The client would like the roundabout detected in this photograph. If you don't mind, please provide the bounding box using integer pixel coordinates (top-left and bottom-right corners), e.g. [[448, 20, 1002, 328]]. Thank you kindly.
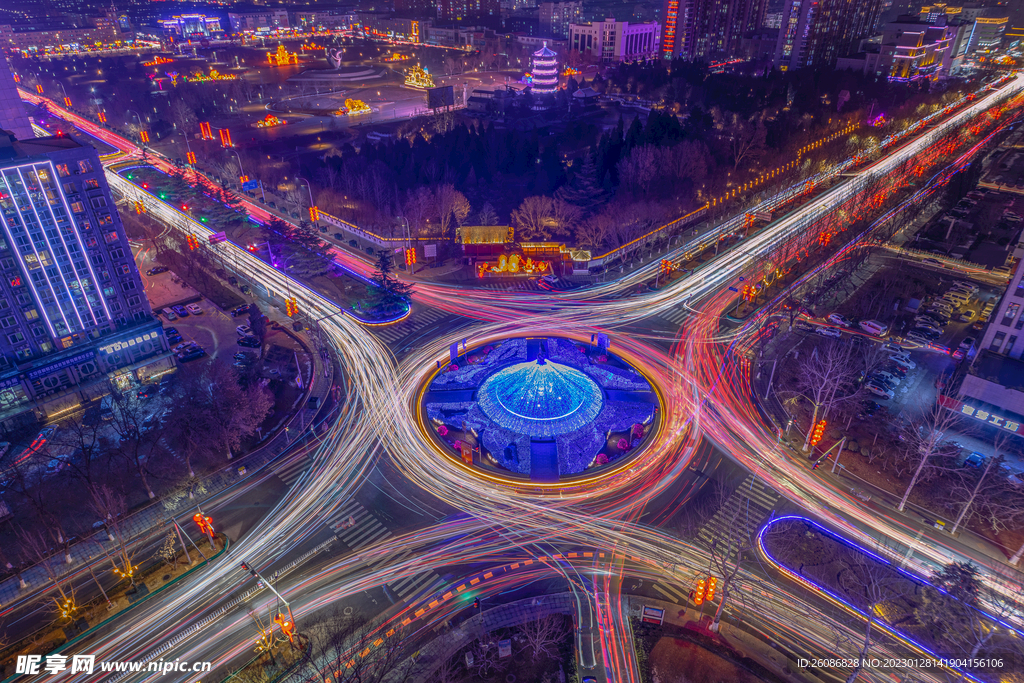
[[414, 335, 665, 488]]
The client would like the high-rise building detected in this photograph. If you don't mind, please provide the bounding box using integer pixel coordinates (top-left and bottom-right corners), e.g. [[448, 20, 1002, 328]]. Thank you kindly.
[[0, 54, 32, 142], [437, 0, 500, 24], [568, 19, 661, 62], [0, 130, 169, 421], [662, 0, 768, 59], [539, 1, 581, 39], [774, 0, 883, 70], [395, 0, 437, 18]]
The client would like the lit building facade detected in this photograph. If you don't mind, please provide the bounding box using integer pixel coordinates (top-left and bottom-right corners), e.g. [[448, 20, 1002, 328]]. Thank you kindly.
[[227, 9, 290, 34], [437, 0, 500, 23], [662, 0, 767, 59], [568, 19, 660, 62], [159, 14, 224, 38], [0, 131, 169, 422], [774, 0, 883, 70], [539, 1, 581, 39], [966, 15, 1007, 53]]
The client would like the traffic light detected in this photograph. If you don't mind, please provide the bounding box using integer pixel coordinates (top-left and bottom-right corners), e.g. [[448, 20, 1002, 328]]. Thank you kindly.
[[810, 419, 827, 447], [63, 97, 71, 108], [308, 206, 320, 222], [186, 151, 196, 165], [705, 576, 716, 602], [286, 297, 298, 317], [693, 578, 707, 605], [98, 111, 106, 123], [140, 130, 150, 144], [473, 599, 480, 609]]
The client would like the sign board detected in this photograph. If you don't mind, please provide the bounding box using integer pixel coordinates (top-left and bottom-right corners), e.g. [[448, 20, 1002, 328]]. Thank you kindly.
[[424, 243, 438, 258], [755, 211, 772, 222], [427, 85, 455, 109], [497, 639, 512, 658], [938, 394, 1022, 434], [242, 179, 260, 191], [641, 605, 665, 625], [450, 342, 459, 363], [208, 231, 228, 244], [596, 333, 610, 351]]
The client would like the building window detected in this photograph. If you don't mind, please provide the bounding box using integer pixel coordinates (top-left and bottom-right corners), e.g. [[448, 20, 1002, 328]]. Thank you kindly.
[[91, 254, 104, 266], [84, 179, 100, 189], [7, 332, 24, 345], [103, 286, 115, 298], [1015, 279, 1024, 298], [86, 237, 98, 248], [117, 264, 131, 275], [110, 248, 125, 259], [23, 309, 38, 321], [120, 280, 137, 291], [70, 202, 85, 214], [0, 258, 13, 270], [110, 301, 122, 312], [78, 159, 94, 174], [104, 231, 119, 244], [39, 342, 52, 353], [127, 295, 141, 306], [1004, 303, 1020, 326], [1008, 336, 1018, 354], [90, 197, 107, 209], [56, 164, 70, 177], [16, 348, 32, 361], [991, 331, 1006, 351], [98, 215, 113, 226], [63, 182, 76, 194], [32, 326, 45, 337]]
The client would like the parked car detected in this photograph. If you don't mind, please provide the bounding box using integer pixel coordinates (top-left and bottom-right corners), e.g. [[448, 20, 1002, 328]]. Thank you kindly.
[[173, 341, 197, 353], [959, 336, 977, 353], [43, 455, 73, 478], [828, 313, 852, 327], [177, 347, 206, 362], [171, 305, 190, 317], [865, 382, 894, 399], [922, 257, 944, 266], [912, 324, 942, 337], [231, 304, 251, 317], [872, 370, 902, 386], [163, 308, 178, 321], [166, 332, 182, 344], [795, 321, 815, 332], [972, 320, 986, 332], [185, 303, 203, 315], [236, 325, 253, 337], [914, 317, 944, 329], [869, 375, 896, 392], [146, 266, 169, 276], [959, 310, 976, 322], [881, 363, 908, 378], [815, 327, 842, 338], [238, 336, 261, 348], [889, 354, 916, 370], [906, 331, 933, 344], [882, 341, 905, 354], [963, 452, 985, 468]]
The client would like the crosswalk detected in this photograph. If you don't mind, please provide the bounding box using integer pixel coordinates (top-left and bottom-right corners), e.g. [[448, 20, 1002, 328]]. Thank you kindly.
[[371, 308, 449, 344], [275, 457, 311, 488], [696, 474, 779, 551], [654, 307, 690, 326], [326, 499, 443, 602], [652, 581, 690, 604]]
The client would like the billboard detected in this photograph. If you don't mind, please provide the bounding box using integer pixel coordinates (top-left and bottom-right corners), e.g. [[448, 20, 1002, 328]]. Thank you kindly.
[[427, 86, 455, 110]]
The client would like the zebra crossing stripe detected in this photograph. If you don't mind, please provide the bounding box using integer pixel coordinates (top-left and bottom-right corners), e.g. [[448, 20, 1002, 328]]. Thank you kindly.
[[653, 583, 688, 603]]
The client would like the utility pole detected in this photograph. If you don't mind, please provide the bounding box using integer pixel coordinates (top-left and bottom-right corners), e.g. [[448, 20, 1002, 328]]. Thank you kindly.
[[241, 560, 299, 644]]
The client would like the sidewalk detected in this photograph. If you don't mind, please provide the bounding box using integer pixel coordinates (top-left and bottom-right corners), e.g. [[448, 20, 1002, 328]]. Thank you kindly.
[[0, 331, 337, 613]]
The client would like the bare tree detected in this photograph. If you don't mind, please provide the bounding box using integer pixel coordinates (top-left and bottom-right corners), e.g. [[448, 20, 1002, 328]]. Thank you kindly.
[[108, 384, 159, 499], [948, 432, 1017, 533], [293, 607, 412, 683], [511, 196, 554, 241], [90, 485, 138, 586], [18, 527, 77, 619], [703, 480, 753, 634], [433, 184, 470, 242], [516, 615, 568, 662], [896, 400, 966, 512], [784, 340, 863, 451]]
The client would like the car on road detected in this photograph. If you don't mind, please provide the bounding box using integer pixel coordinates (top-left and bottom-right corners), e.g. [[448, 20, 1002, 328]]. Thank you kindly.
[[43, 455, 72, 478], [827, 313, 852, 327], [177, 347, 206, 362], [236, 325, 253, 337], [922, 257, 944, 266], [146, 266, 169, 276], [794, 321, 815, 332], [963, 452, 985, 468], [233, 352, 256, 362], [136, 385, 157, 400], [185, 303, 203, 315], [815, 327, 842, 338], [231, 304, 251, 317], [171, 305, 190, 318], [972, 320, 986, 332], [238, 336, 261, 348], [865, 382, 894, 399], [959, 336, 976, 353]]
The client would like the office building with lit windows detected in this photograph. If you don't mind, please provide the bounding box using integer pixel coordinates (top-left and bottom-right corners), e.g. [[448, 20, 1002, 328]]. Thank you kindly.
[[0, 129, 170, 424], [774, 0, 883, 70]]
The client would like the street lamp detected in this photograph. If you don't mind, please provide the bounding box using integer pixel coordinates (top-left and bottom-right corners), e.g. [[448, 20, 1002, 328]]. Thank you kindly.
[[296, 176, 315, 216]]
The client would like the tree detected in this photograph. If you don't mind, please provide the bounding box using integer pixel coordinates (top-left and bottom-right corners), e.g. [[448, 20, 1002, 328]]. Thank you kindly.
[[366, 248, 413, 314], [402, 186, 434, 237], [517, 615, 569, 662], [511, 196, 554, 241], [169, 98, 198, 133], [433, 184, 470, 242], [293, 607, 412, 683], [575, 214, 611, 252], [475, 201, 499, 226], [90, 485, 138, 587], [18, 527, 77, 619], [555, 153, 607, 210], [783, 339, 863, 450], [703, 480, 753, 634], [549, 198, 582, 238], [948, 433, 1014, 533], [108, 384, 159, 499], [895, 400, 966, 512], [248, 304, 268, 341]]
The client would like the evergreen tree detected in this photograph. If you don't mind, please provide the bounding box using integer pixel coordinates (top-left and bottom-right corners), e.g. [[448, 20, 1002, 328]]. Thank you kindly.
[[366, 248, 413, 314], [624, 116, 644, 154], [555, 153, 607, 210]]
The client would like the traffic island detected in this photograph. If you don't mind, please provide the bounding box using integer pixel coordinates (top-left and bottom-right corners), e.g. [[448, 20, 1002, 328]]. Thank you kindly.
[[0, 534, 226, 681]]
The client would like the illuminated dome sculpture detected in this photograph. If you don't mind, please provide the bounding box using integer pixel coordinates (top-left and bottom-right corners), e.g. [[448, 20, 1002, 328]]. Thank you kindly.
[[478, 358, 603, 437], [530, 44, 559, 94]]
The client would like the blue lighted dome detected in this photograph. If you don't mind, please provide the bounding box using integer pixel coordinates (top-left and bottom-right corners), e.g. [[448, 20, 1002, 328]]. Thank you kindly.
[[477, 359, 603, 437]]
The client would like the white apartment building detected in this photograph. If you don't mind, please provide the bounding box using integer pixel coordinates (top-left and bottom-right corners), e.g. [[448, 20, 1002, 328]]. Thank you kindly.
[[567, 18, 660, 62]]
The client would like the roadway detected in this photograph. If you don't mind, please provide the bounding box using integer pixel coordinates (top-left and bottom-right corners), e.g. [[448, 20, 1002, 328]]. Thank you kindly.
[[11, 74, 1024, 683]]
